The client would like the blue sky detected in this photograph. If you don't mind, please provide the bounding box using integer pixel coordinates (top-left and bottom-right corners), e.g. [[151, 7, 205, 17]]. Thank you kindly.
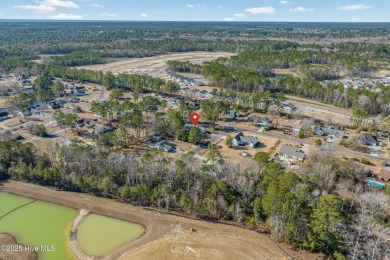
[[0, 0, 389, 22]]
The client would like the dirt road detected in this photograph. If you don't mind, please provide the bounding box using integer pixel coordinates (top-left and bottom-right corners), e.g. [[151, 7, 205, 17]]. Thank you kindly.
[[0, 181, 322, 260]]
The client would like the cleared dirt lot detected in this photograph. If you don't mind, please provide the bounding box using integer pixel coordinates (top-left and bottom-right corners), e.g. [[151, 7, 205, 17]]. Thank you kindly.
[[75, 52, 234, 75], [0, 181, 323, 260], [0, 233, 37, 260]]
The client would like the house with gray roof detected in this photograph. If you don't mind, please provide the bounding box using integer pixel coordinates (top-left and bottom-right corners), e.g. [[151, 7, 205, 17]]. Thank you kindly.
[[184, 124, 207, 134], [232, 132, 260, 147], [314, 126, 344, 139], [277, 144, 305, 162], [247, 115, 271, 126], [149, 140, 175, 152]]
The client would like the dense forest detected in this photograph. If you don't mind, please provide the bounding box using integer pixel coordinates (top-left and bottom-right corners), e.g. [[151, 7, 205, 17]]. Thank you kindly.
[[0, 139, 388, 259]]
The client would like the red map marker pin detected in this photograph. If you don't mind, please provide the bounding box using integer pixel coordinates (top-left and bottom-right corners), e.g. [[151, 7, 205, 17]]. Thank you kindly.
[[190, 112, 200, 126]]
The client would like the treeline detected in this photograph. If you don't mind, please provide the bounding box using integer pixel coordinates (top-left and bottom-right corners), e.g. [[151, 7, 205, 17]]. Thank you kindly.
[[298, 65, 340, 81], [1, 139, 389, 258], [203, 61, 273, 92], [276, 76, 390, 116], [47, 51, 106, 66], [167, 60, 202, 74]]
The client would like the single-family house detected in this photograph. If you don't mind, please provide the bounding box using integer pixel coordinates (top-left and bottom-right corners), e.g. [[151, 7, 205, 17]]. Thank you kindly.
[[385, 74, 390, 79], [72, 86, 86, 96], [313, 126, 344, 139], [150, 140, 175, 152], [0, 109, 9, 121], [186, 101, 200, 109], [193, 80, 205, 86], [184, 124, 207, 134], [247, 115, 271, 126], [364, 78, 374, 84], [92, 123, 113, 135], [167, 98, 178, 106], [361, 133, 379, 146], [232, 132, 260, 147], [377, 169, 390, 183], [277, 144, 305, 162], [152, 134, 163, 142], [345, 76, 353, 82], [225, 109, 240, 119], [46, 101, 62, 109], [76, 118, 98, 128], [281, 103, 295, 112], [377, 131, 389, 138], [180, 87, 191, 95]]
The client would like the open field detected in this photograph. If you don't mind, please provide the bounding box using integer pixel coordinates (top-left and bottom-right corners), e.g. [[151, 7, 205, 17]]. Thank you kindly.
[[74, 52, 234, 75], [0, 180, 323, 260]]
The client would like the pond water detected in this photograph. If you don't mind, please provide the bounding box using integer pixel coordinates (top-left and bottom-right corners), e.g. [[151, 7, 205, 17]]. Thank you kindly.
[[0, 192, 145, 259], [77, 213, 144, 257], [0, 192, 77, 260]]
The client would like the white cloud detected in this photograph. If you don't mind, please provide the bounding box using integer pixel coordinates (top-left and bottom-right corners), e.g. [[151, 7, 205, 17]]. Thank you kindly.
[[224, 18, 234, 21], [280, 1, 292, 4], [15, 0, 79, 14], [351, 17, 362, 21], [48, 13, 83, 19], [15, 4, 55, 13], [233, 13, 247, 17], [90, 4, 103, 8], [140, 13, 148, 18], [289, 6, 314, 12], [245, 7, 275, 14], [99, 13, 119, 17], [186, 4, 206, 8], [41, 0, 79, 9], [217, 5, 223, 9], [338, 4, 370, 11]]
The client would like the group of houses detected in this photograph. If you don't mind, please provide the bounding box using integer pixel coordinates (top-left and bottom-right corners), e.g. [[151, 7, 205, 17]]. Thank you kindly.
[[343, 76, 390, 90], [179, 87, 213, 99], [167, 70, 205, 86]]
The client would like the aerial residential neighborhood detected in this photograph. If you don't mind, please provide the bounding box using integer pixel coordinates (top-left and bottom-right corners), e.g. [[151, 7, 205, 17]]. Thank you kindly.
[[0, 2, 390, 260]]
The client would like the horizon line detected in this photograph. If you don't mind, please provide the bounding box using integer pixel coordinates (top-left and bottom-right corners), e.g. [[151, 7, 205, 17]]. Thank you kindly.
[[0, 19, 390, 23]]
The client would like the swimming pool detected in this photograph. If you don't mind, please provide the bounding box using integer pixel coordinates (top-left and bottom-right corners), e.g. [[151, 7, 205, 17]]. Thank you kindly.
[[366, 180, 386, 189]]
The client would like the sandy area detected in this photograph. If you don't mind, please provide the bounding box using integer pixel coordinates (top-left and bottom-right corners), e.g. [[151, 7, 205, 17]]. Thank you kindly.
[[0, 181, 323, 260], [74, 52, 234, 75], [0, 233, 38, 260]]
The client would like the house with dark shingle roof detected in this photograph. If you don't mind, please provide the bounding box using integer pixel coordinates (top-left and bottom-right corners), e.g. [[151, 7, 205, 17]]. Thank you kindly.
[[361, 134, 379, 146]]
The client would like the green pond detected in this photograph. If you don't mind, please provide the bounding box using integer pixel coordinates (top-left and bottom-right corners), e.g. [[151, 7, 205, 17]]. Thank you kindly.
[[0, 192, 77, 260], [77, 213, 144, 256], [0, 192, 33, 216]]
